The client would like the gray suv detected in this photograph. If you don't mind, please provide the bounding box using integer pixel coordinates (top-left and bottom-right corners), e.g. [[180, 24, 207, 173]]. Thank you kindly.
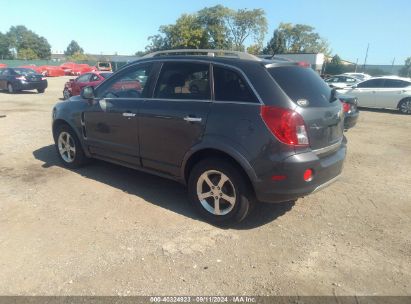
[[52, 50, 346, 223]]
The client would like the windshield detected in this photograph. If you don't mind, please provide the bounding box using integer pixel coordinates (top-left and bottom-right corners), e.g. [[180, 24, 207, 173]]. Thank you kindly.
[[268, 66, 333, 107], [14, 68, 36, 75], [100, 73, 112, 79]]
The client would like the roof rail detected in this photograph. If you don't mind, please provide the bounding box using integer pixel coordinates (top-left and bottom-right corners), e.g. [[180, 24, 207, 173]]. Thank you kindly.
[[142, 49, 262, 61]]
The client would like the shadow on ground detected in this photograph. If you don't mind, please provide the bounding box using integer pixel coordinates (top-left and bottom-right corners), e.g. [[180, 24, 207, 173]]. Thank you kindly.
[[357, 107, 401, 115], [33, 145, 295, 230]]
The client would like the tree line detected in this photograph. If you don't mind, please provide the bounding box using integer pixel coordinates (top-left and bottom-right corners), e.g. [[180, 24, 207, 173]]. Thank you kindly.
[[143, 5, 330, 56]]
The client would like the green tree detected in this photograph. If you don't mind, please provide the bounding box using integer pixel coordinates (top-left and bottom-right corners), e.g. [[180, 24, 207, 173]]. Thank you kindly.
[[67, 52, 90, 62], [0, 32, 11, 59], [17, 48, 38, 59], [263, 29, 286, 55], [7, 25, 51, 59], [197, 5, 232, 49], [226, 8, 267, 51], [64, 40, 84, 56], [145, 6, 268, 53], [331, 54, 342, 65], [399, 57, 411, 77], [265, 23, 330, 55]]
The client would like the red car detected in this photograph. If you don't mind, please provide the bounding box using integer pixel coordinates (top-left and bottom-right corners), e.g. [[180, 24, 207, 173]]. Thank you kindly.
[[63, 71, 112, 99]]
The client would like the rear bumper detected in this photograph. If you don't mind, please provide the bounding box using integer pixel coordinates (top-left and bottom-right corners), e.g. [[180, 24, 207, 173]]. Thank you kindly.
[[344, 111, 359, 130], [254, 140, 347, 203]]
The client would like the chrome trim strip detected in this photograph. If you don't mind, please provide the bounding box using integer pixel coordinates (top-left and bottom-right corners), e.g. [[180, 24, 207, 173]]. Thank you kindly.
[[312, 139, 343, 156], [312, 174, 341, 193]]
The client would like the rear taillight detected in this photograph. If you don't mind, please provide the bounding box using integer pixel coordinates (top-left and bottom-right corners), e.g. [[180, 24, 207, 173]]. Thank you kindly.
[[16, 76, 26, 81], [41, 77, 47, 81], [260, 106, 309, 146], [341, 100, 351, 113]]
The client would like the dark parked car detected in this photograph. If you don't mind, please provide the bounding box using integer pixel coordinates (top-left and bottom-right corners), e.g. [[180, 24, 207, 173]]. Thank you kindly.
[[338, 94, 359, 130], [52, 49, 347, 223], [0, 67, 48, 93], [63, 72, 112, 99]]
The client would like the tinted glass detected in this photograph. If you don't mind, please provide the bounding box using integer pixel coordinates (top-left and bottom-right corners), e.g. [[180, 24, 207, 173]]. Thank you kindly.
[[77, 74, 91, 82], [213, 66, 258, 103], [100, 73, 112, 79], [154, 62, 210, 100], [97, 64, 152, 98], [357, 79, 385, 88], [383, 79, 411, 88], [0, 69, 4, 75], [268, 66, 333, 107], [90, 74, 100, 82], [13, 68, 36, 75]]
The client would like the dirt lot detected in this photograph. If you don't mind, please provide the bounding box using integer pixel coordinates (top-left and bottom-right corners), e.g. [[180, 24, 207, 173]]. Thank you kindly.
[[0, 76, 410, 296]]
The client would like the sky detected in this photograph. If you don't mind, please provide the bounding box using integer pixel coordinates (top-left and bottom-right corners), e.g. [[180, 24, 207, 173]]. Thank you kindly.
[[0, 0, 410, 64]]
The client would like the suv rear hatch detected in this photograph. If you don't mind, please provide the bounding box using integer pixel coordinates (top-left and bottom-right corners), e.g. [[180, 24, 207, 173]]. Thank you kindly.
[[267, 65, 344, 151]]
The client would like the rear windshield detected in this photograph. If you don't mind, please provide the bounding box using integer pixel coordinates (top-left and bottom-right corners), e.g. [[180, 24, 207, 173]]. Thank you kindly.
[[98, 62, 110, 67], [268, 66, 333, 107]]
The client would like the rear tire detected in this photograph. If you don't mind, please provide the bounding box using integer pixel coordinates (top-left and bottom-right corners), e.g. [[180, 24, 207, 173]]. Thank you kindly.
[[54, 124, 88, 168], [188, 158, 254, 224], [37, 88, 45, 93], [398, 98, 411, 114]]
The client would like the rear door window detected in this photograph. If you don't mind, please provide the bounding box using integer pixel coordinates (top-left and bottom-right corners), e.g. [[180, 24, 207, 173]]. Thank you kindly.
[[213, 66, 258, 103], [77, 74, 91, 83], [357, 79, 385, 88], [383, 79, 411, 88], [268, 66, 333, 107]]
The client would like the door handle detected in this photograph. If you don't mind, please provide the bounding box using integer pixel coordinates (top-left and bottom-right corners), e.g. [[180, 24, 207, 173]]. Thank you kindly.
[[122, 112, 136, 117], [183, 116, 202, 123]]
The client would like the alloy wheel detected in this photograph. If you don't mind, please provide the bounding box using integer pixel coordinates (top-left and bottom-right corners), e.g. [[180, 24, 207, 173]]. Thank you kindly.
[[196, 170, 236, 216], [57, 131, 76, 163], [399, 100, 411, 114]]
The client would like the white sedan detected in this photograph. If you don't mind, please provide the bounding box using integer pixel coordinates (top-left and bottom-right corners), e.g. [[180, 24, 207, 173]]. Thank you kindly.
[[325, 75, 360, 89], [341, 77, 411, 114]]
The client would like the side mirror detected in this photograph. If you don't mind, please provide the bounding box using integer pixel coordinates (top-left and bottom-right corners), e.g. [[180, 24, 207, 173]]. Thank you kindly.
[[81, 86, 95, 99]]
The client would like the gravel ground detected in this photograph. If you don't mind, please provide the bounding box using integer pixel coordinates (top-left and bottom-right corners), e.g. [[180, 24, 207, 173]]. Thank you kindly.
[[0, 77, 410, 296]]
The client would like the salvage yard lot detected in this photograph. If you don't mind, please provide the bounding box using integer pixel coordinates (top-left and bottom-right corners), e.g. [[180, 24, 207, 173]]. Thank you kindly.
[[0, 76, 410, 295]]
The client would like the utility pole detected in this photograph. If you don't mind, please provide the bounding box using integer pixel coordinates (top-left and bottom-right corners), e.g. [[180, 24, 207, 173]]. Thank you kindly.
[[362, 43, 369, 72], [391, 57, 395, 74], [354, 58, 359, 72]]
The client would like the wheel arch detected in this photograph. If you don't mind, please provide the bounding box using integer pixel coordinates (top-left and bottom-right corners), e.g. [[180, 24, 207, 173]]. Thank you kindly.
[[397, 96, 411, 109], [181, 144, 258, 195]]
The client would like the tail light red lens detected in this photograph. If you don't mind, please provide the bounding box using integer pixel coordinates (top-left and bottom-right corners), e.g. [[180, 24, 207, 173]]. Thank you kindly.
[[303, 169, 313, 181], [341, 101, 351, 113], [260, 106, 309, 146]]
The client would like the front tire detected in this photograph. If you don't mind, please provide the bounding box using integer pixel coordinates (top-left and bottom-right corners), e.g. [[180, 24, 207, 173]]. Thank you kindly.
[[398, 98, 411, 114], [37, 88, 45, 93], [7, 83, 14, 94], [54, 124, 88, 168], [188, 158, 253, 224], [63, 88, 71, 99]]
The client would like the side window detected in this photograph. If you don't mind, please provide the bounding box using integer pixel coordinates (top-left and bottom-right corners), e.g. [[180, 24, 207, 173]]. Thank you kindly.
[[384, 79, 410, 88], [90, 74, 100, 82], [357, 79, 385, 88], [213, 66, 258, 103], [77, 74, 91, 82], [96, 63, 152, 99], [346, 77, 356, 83], [154, 62, 210, 100], [0, 69, 3, 75], [3, 69, 11, 76]]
